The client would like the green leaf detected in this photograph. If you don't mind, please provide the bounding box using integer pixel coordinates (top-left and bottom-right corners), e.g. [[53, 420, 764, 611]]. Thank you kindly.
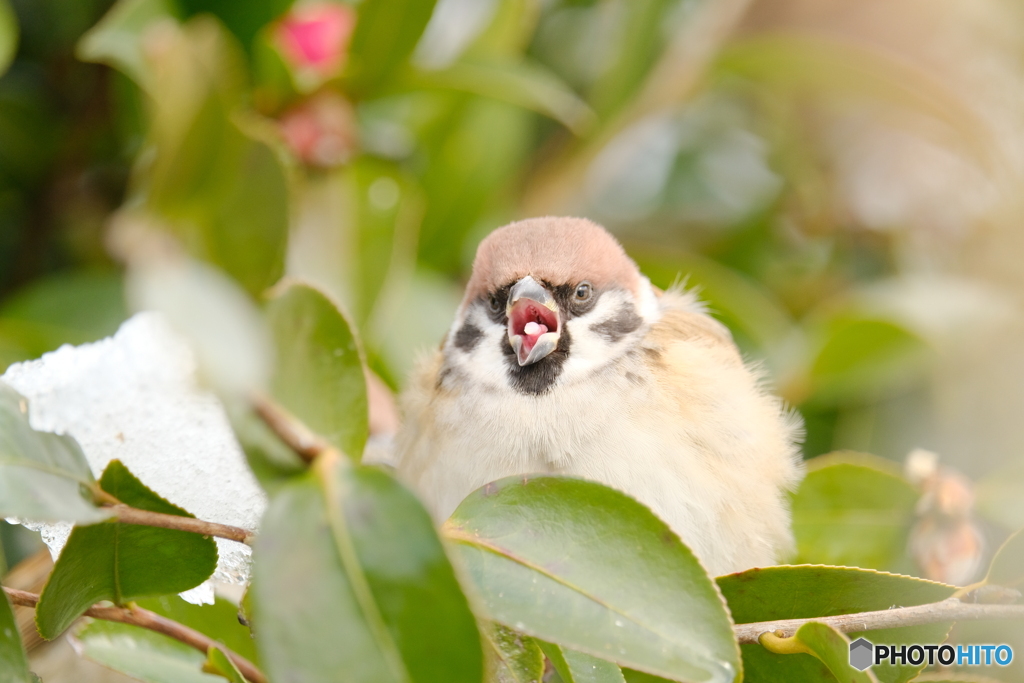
[[0, 270, 128, 358], [266, 281, 368, 460], [807, 317, 930, 405], [541, 641, 626, 683], [73, 620, 223, 683], [791, 452, 919, 572], [346, 0, 438, 95], [0, 382, 109, 523], [446, 475, 741, 683], [718, 565, 956, 683], [250, 458, 482, 683], [399, 59, 595, 134], [0, 0, 18, 78], [226, 404, 307, 492], [0, 588, 32, 683], [36, 460, 218, 639], [141, 18, 289, 296], [984, 528, 1024, 590], [76, 0, 178, 91], [761, 622, 878, 683], [135, 595, 259, 666], [206, 646, 246, 683], [488, 625, 544, 683]]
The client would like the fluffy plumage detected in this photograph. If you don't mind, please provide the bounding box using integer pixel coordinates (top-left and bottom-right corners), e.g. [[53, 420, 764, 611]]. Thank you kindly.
[[394, 216, 803, 575]]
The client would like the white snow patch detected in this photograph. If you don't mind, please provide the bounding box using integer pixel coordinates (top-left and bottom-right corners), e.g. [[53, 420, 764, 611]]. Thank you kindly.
[[2, 312, 266, 603]]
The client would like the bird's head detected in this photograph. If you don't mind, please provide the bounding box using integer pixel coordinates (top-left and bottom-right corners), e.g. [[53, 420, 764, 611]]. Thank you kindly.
[[441, 217, 661, 395]]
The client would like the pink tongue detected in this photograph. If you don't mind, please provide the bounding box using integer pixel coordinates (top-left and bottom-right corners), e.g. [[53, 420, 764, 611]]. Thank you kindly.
[[523, 321, 548, 337]]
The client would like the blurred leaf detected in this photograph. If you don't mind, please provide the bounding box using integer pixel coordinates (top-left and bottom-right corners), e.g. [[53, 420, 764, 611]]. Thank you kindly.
[[177, 0, 291, 51], [541, 641, 626, 683], [0, 270, 128, 357], [0, 381, 109, 523], [266, 281, 368, 460], [77, 0, 178, 91], [790, 452, 919, 572], [586, 0, 674, 119], [74, 620, 223, 683], [761, 622, 878, 683], [446, 475, 741, 683], [251, 457, 482, 683], [347, 0, 438, 96], [400, 58, 595, 134], [206, 646, 246, 683], [0, 588, 31, 683], [807, 317, 930, 405], [0, 0, 17, 78], [975, 465, 1024, 531], [417, 98, 534, 273], [348, 159, 422, 324], [143, 18, 289, 295], [136, 595, 259, 665], [126, 254, 272, 397], [718, 565, 956, 683], [36, 460, 218, 639], [488, 625, 544, 683], [984, 528, 1024, 590]]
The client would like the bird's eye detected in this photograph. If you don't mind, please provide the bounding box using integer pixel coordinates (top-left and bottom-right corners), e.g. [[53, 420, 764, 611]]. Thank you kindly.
[[574, 282, 592, 301], [488, 295, 502, 313]]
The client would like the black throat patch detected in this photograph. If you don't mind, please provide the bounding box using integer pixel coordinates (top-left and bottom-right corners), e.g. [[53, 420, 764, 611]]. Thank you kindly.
[[501, 325, 572, 395]]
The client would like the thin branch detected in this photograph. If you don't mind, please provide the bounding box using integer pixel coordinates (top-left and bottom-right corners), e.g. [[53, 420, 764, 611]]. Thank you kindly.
[[251, 391, 338, 463], [4, 587, 266, 683], [107, 504, 255, 546], [734, 597, 1024, 644]]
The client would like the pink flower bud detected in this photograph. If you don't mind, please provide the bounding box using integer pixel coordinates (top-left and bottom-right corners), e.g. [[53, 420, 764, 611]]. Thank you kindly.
[[275, 3, 356, 79], [279, 90, 358, 167]]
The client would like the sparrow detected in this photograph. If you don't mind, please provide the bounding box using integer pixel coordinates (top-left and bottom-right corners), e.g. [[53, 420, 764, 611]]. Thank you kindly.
[[393, 217, 803, 575]]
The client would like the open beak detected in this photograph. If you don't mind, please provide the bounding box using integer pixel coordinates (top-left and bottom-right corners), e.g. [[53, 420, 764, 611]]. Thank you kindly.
[[507, 275, 561, 366]]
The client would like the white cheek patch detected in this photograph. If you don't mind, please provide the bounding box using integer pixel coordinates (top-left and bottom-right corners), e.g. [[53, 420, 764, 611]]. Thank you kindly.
[[560, 289, 642, 381], [443, 304, 509, 389]]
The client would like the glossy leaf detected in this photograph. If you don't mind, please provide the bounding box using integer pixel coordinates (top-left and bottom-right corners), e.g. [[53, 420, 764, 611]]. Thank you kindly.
[[0, 588, 31, 683], [206, 646, 246, 683], [136, 595, 259, 665], [488, 625, 544, 683], [446, 475, 741, 683], [0, 0, 17, 79], [347, 0, 438, 95], [74, 620, 222, 683], [77, 0, 178, 91], [718, 565, 956, 683], [761, 622, 878, 683], [251, 458, 482, 683], [541, 641, 626, 683], [791, 452, 919, 572], [0, 381, 109, 523], [36, 460, 218, 639], [984, 528, 1024, 589], [400, 59, 595, 134], [266, 281, 368, 460]]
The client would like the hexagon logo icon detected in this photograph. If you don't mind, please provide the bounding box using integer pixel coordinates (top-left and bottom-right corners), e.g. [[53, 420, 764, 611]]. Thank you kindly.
[[849, 637, 874, 671]]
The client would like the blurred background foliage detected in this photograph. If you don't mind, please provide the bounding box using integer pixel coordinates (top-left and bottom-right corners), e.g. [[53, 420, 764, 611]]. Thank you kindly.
[[1, 0, 1024, 590]]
